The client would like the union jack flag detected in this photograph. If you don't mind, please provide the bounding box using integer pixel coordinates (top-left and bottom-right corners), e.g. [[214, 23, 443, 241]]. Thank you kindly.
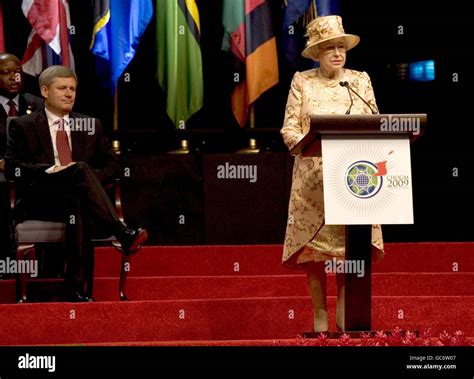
[[21, 0, 75, 76]]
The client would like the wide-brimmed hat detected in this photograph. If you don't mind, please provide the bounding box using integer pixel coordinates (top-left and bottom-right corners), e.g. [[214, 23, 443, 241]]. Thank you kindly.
[[302, 15, 360, 60]]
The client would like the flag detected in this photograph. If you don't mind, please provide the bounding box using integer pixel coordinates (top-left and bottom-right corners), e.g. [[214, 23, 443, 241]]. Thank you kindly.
[[314, 0, 340, 15], [0, 1, 5, 52], [90, 0, 153, 93], [284, 0, 313, 28], [156, 0, 203, 128], [21, 0, 75, 76], [222, 0, 279, 127], [283, 0, 339, 69], [283, 0, 313, 70]]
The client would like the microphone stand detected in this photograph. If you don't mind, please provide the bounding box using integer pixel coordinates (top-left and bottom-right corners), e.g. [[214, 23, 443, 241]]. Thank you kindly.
[[339, 81, 377, 114], [340, 81, 353, 114]]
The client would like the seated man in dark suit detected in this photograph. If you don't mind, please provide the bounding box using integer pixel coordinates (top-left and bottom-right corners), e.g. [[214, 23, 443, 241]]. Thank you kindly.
[[5, 65, 148, 301], [0, 53, 43, 265]]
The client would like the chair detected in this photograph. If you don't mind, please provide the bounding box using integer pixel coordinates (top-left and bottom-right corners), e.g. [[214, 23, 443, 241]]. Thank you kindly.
[[9, 178, 134, 302]]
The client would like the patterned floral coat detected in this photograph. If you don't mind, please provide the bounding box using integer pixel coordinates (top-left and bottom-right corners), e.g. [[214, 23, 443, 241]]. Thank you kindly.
[[281, 68, 384, 267]]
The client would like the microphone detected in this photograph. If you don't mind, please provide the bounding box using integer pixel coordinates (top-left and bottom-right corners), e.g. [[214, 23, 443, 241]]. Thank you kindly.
[[339, 81, 377, 114], [340, 81, 353, 114]]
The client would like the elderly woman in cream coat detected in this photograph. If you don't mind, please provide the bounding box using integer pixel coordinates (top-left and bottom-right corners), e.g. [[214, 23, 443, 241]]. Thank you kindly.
[[281, 15, 384, 332]]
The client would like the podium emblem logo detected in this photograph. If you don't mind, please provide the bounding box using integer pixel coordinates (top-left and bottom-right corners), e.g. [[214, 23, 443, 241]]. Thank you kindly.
[[345, 161, 384, 198]]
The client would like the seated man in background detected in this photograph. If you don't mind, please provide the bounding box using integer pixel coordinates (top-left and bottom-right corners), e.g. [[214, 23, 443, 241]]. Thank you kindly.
[[5, 65, 148, 301], [0, 53, 43, 265]]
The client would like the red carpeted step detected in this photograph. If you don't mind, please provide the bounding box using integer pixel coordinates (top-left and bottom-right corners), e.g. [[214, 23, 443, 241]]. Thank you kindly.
[[93, 243, 474, 277], [377, 242, 474, 273], [373, 296, 474, 341], [372, 272, 474, 296], [1, 272, 472, 304], [94, 245, 294, 277], [0, 296, 472, 346], [92, 272, 474, 300]]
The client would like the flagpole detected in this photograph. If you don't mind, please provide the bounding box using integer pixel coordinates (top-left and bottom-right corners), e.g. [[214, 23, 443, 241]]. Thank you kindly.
[[112, 88, 121, 155], [237, 105, 260, 154]]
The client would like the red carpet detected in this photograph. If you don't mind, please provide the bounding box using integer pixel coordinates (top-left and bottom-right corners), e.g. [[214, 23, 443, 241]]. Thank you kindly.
[[0, 243, 472, 345]]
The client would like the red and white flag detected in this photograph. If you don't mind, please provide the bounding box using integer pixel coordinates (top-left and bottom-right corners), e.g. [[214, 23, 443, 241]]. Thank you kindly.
[[21, 0, 75, 76]]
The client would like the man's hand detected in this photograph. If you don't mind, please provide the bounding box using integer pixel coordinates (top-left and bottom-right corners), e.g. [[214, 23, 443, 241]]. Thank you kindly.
[[52, 162, 76, 173], [0, 159, 4, 172]]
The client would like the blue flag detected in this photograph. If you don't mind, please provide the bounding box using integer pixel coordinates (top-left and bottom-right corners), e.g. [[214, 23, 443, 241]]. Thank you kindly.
[[283, 0, 312, 29], [315, 0, 340, 16], [90, 0, 153, 92], [283, 0, 339, 70]]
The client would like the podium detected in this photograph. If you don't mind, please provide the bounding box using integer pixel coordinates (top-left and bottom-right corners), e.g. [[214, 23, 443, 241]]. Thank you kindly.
[[292, 114, 426, 333]]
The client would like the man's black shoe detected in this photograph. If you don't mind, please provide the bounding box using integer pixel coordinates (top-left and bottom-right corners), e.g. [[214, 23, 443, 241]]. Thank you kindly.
[[117, 227, 148, 255], [68, 292, 94, 302]]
